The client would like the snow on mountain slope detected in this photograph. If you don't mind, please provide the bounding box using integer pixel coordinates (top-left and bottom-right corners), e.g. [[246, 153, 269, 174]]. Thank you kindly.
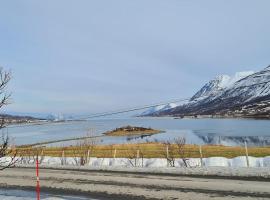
[[141, 105, 167, 116], [191, 71, 254, 101], [226, 71, 254, 88], [191, 75, 230, 101], [141, 103, 179, 116], [221, 67, 270, 101], [160, 103, 178, 111]]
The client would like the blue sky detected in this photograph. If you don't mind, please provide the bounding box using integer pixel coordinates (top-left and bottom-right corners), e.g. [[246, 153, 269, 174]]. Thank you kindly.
[[1, 0, 270, 115]]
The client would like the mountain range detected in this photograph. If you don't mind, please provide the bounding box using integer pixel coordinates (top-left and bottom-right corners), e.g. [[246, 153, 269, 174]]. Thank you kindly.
[[141, 65, 270, 119]]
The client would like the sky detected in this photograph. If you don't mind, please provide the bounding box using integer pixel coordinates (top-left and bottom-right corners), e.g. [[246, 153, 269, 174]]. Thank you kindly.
[[0, 0, 270, 115]]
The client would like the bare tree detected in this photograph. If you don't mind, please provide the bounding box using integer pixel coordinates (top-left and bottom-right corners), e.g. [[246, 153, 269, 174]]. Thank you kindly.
[[139, 146, 145, 168], [174, 137, 189, 167], [33, 147, 45, 165], [162, 137, 191, 168], [0, 134, 17, 170], [163, 141, 176, 167], [18, 146, 45, 165], [72, 133, 97, 166], [19, 147, 34, 165], [0, 67, 11, 108], [0, 68, 15, 170], [125, 144, 143, 167]]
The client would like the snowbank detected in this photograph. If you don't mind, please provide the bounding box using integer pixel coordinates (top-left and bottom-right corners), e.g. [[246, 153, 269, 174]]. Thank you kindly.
[[2, 155, 270, 168]]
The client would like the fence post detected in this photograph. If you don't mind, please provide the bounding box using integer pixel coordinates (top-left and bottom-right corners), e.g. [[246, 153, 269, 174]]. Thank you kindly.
[[166, 145, 169, 167], [244, 141, 249, 167], [113, 149, 117, 159], [87, 149, 90, 164], [36, 154, 40, 200], [136, 149, 140, 167], [199, 145, 203, 167], [136, 149, 140, 159], [61, 150, 65, 165]]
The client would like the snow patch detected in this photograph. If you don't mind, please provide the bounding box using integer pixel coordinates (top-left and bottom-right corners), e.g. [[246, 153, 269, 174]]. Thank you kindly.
[[141, 103, 179, 116]]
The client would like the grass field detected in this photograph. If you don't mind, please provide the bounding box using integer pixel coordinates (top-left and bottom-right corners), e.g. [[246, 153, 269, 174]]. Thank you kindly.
[[16, 143, 270, 159]]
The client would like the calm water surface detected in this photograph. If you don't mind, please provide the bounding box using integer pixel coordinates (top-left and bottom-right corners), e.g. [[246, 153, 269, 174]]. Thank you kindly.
[[6, 118, 270, 146]]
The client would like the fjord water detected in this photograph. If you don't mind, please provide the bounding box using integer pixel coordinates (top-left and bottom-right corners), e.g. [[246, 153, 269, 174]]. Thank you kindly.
[[6, 118, 270, 146]]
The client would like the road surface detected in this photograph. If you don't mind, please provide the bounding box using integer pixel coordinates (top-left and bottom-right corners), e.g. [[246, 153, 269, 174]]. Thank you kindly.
[[0, 167, 270, 199]]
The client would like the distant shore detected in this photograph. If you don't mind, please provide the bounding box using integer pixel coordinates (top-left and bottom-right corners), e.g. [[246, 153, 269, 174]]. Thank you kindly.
[[144, 114, 270, 120]]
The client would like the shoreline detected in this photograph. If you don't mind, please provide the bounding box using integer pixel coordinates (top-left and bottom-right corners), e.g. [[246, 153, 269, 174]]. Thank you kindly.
[[138, 115, 270, 120]]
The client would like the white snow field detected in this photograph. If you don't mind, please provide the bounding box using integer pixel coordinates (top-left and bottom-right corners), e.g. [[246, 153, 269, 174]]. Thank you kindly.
[[2, 156, 270, 180]]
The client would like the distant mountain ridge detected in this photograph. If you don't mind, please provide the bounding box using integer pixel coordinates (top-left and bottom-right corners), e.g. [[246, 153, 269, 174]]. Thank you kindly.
[[141, 66, 270, 119]]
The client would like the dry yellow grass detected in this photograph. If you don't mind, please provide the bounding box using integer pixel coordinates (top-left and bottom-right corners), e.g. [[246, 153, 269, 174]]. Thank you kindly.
[[16, 143, 270, 158]]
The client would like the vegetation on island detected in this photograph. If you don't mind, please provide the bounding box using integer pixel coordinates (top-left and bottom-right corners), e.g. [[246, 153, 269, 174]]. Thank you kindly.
[[104, 125, 162, 136]]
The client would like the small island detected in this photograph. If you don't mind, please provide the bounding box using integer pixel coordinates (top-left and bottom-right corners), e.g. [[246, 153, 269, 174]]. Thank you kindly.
[[104, 125, 162, 136]]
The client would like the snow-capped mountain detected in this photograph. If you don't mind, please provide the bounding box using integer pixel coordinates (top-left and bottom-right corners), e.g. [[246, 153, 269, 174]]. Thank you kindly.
[[140, 103, 179, 116], [191, 71, 254, 101], [190, 75, 231, 101], [141, 105, 167, 116], [144, 66, 270, 118], [221, 67, 270, 102]]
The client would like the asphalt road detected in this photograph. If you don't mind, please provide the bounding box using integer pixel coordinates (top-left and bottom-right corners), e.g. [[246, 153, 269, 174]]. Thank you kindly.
[[0, 167, 270, 200]]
